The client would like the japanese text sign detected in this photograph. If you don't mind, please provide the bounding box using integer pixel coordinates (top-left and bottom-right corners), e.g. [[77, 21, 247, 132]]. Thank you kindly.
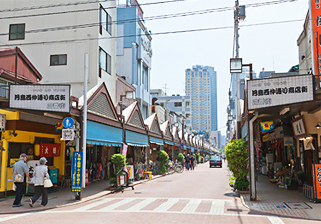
[[312, 164, 321, 199], [62, 129, 75, 141], [9, 85, 70, 113], [40, 143, 61, 157], [71, 152, 82, 192], [0, 114, 5, 132], [247, 75, 314, 110]]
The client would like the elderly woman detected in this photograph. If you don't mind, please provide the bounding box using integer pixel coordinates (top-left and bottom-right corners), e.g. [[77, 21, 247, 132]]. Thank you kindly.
[[29, 157, 49, 207]]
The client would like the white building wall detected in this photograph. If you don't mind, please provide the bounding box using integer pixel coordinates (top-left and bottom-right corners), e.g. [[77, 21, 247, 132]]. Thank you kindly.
[[0, 0, 117, 103]]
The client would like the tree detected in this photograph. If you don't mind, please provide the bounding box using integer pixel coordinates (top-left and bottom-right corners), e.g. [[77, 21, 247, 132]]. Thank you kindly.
[[225, 139, 249, 190], [158, 150, 169, 174]]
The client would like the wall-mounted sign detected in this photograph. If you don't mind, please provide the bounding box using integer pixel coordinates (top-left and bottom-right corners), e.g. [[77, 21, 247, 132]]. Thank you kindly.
[[247, 74, 314, 110], [62, 129, 75, 141], [312, 164, 321, 200], [284, 137, 294, 146], [0, 114, 5, 132], [71, 152, 82, 192], [40, 143, 61, 157], [9, 85, 70, 113], [260, 121, 274, 132], [292, 117, 306, 138]]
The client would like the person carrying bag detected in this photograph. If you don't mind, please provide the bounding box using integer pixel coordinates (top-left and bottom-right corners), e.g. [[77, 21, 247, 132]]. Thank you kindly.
[[29, 157, 50, 207]]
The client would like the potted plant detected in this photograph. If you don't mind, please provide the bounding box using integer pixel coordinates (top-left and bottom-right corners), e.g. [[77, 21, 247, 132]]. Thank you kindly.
[[178, 153, 184, 164], [110, 153, 126, 186], [158, 150, 169, 174]]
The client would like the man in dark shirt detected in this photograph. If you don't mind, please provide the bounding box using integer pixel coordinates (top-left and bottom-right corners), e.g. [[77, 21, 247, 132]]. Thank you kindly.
[[190, 154, 195, 170], [185, 154, 191, 171]]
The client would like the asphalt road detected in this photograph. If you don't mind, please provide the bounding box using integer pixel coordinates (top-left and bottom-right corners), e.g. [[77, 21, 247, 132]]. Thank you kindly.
[[0, 161, 319, 224]]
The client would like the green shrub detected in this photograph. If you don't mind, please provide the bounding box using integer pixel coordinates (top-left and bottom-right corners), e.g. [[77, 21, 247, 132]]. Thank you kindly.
[[196, 153, 200, 163], [178, 153, 184, 163], [158, 150, 169, 174], [111, 153, 126, 174], [225, 139, 249, 190], [109, 177, 117, 184]]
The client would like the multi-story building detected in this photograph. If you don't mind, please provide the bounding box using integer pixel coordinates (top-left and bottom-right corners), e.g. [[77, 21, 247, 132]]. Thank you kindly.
[[185, 65, 217, 133], [256, 70, 275, 79], [0, 0, 117, 102], [116, 0, 152, 119], [150, 89, 165, 99], [156, 94, 191, 129]]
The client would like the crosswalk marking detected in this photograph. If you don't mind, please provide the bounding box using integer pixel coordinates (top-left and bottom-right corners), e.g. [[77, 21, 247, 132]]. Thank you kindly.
[[267, 216, 285, 224], [98, 198, 135, 212], [73, 198, 114, 212], [209, 200, 225, 215], [180, 199, 202, 213], [125, 198, 157, 212], [153, 198, 180, 212]]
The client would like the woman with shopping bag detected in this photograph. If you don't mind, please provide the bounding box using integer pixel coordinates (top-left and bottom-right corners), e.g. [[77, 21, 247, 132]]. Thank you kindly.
[[29, 157, 50, 207]]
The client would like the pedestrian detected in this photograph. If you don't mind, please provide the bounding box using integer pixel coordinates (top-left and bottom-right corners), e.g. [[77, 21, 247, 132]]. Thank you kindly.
[[185, 154, 191, 171], [12, 153, 31, 207], [29, 157, 49, 207], [190, 154, 195, 170]]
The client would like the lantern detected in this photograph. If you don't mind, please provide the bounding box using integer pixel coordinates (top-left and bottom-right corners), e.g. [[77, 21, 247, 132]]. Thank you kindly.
[[34, 144, 40, 156]]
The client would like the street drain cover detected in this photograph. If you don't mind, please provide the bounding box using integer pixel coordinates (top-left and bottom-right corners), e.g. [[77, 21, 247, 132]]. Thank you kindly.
[[284, 202, 312, 209], [227, 208, 243, 212], [157, 180, 172, 182]]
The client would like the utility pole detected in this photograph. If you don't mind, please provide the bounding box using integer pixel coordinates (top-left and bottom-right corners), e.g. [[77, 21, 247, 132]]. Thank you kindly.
[[234, 0, 240, 139]]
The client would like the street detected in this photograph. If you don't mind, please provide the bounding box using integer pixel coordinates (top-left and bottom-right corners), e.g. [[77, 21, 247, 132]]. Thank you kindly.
[[0, 162, 319, 224]]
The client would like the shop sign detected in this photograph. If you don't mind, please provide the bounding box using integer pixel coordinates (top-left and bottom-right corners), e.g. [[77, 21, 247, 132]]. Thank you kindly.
[[292, 117, 306, 138], [122, 144, 128, 156], [40, 143, 61, 157], [9, 85, 70, 113], [71, 152, 82, 192], [0, 114, 5, 132], [260, 121, 274, 132], [312, 164, 321, 200], [247, 74, 314, 110], [284, 137, 294, 146], [62, 129, 75, 141], [10, 158, 19, 167], [126, 165, 134, 180]]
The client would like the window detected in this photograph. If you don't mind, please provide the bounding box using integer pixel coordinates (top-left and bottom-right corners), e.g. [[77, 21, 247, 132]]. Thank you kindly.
[[99, 48, 111, 75], [50, 54, 67, 66], [9, 24, 25, 40], [100, 6, 112, 35], [186, 101, 190, 107], [174, 102, 182, 107]]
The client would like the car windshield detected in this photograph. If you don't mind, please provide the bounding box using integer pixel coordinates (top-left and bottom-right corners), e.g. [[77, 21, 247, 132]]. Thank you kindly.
[[210, 156, 220, 160]]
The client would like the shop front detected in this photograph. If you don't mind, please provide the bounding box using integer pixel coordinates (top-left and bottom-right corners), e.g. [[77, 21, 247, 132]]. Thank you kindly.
[[161, 121, 174, 161]]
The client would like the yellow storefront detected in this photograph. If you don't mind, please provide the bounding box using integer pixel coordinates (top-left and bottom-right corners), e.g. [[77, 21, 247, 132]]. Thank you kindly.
[[0, 109, 65, 197]]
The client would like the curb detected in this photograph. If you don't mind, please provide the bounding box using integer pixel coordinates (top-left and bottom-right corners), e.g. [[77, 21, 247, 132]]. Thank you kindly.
[[239, 194, 321, 221], [0, 171, 175, 215]]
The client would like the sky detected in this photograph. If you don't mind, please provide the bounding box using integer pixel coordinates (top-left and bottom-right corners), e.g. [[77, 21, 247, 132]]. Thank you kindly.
[[138, 0, 309, 134]]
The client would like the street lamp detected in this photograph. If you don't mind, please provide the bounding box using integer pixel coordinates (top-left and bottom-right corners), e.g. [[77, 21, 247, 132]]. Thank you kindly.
[[230, 58, 243, 73]]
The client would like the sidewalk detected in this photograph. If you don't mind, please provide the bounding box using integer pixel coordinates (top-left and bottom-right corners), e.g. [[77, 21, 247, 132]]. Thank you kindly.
[[0, 173, 167, 214], [240, 174, 321, 220]]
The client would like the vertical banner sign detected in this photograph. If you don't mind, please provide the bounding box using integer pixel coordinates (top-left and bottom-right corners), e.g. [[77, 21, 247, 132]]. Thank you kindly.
[[312, 164, 321, 200], [311, 0, 321, 75], [71, 152, 83, 192]]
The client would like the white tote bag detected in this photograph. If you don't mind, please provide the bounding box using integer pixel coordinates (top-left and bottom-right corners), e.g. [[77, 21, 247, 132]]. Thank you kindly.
[[44, 178, 53, 188]]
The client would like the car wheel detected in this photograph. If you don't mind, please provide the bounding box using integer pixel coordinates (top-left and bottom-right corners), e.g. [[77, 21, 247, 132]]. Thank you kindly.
[[220, 165, 222, 168]]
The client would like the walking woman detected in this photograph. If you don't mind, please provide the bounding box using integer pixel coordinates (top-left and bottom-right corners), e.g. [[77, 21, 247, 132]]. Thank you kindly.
[[29, 157, 49, 207]]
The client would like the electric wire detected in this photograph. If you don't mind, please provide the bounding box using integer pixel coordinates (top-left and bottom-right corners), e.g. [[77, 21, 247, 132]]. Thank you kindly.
[[0, 0, 305, 37], [0, 18, 304, 47]]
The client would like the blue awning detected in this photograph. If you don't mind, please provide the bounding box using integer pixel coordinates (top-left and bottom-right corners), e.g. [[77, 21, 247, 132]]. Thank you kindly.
[[165, 140, 174, 145], [174, 142, 181, 147], [126, 130, 148, 147], [150, 136, 164, 146], [191, 147, 195, 153], [184, 145, 187, 150], [87, 120, 123, 147]]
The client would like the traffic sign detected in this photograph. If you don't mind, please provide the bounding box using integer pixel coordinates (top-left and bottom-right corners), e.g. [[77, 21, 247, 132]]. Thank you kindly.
[[62, 129, 75, 141], [63, 117, 74, 129]]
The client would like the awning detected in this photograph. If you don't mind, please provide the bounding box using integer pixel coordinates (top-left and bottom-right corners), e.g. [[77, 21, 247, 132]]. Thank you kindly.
[[165, 140, 174, 145], [87, 120, 123, 147], [184, 145, 187, 150], [126, 130, 148, 147], [150, 136, 164, 146], [191, 147, 195, 153], [174, 142, 181, 147]]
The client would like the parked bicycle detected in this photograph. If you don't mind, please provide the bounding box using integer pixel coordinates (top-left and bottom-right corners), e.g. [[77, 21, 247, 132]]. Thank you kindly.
[[173, 162, 184, 173]]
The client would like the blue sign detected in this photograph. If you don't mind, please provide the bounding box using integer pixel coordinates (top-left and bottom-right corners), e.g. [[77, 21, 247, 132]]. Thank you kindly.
[[181, 144, 184, 147], [71, 152, 82, 192], [63, 117, 74, 129]]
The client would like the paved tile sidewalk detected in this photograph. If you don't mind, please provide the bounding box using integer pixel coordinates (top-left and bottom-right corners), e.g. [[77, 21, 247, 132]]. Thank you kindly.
[[240, 174, 321, 220], [0, 173, 168, 214]]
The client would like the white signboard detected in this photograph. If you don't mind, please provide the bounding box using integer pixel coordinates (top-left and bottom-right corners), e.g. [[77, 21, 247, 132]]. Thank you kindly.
[[62, 129, 75, 141], [292, 118, 306, 137], [247, 75, 314, 110], [0, 114, 5, 132], [9, 85, 70, 113]]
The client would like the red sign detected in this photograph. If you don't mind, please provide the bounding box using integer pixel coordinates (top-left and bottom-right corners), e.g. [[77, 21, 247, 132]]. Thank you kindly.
[[312, 164, 321, 200], [40, 143, 61, 157], [311, 1, 321, 75]]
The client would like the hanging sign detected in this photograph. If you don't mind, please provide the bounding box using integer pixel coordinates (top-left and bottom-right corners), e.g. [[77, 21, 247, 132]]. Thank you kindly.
[[9, 85, 70, 113], [312, 164, 321, 200], [71, 152, 83, 192], [263, 134, 270, 142], [260, 121, 274, 132], [247, 74, 314, 110], [0, 114, 5, 132], [292, 117, 306, 138]]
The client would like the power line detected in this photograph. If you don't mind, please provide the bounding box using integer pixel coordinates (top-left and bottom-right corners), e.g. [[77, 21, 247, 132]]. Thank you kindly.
[[0, 18, 304, 48], [0, 0, 301, 21], [0, 0, 304, 37]]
